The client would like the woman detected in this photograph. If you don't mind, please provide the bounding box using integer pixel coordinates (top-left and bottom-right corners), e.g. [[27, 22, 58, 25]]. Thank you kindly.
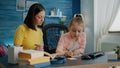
[[14, 3, 45, 50]]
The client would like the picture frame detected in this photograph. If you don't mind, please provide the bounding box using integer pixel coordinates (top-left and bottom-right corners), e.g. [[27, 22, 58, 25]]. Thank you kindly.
[[16, 0, 25, 11], [26, 1, 38, 10]]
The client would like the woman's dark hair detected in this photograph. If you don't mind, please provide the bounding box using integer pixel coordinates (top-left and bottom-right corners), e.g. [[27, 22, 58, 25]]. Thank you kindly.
[[24, 3, 45, 30]]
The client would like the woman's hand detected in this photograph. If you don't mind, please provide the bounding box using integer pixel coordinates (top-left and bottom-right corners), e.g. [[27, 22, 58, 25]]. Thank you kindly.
[[34, 44, 43, 51]]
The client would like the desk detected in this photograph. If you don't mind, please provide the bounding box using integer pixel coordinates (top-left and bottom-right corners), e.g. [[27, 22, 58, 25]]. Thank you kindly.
[[55, 62, 120, 68], [49, 55, 107, 68], [3, 55, 120, 68]]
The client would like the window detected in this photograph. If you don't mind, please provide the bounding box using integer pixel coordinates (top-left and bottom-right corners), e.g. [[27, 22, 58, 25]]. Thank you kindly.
[[109, 8, 120, 32]]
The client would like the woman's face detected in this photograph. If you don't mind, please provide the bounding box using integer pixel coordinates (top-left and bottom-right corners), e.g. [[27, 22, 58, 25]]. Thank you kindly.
[[69, 22, 83, 39], [34, 10, 45, 26]]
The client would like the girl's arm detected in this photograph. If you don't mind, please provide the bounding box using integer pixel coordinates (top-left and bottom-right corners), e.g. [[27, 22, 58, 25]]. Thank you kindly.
[[73, 33, 86, 56], [56, 35, 66, 55]]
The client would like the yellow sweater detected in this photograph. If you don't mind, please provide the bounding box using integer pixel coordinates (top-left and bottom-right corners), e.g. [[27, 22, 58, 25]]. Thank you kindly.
[[14, 24, 43, 50]]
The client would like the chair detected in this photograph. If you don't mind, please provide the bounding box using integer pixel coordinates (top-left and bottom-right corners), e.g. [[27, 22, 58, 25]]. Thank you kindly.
[[42, 23, 68, 54]]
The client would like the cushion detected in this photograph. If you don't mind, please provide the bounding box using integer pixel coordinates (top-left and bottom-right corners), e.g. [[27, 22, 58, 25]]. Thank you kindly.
[[0, 44, 8, 57]]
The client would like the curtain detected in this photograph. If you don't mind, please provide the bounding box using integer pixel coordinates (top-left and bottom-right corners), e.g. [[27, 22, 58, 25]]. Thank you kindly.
[[94, 0, 120, 51]]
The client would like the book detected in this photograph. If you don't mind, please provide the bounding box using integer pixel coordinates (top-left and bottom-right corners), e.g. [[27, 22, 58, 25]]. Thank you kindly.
[[19, 61, 50, 68], [18, 56, 50, 65], [44, 51, 63, 60], [18, 50, 44, 59]]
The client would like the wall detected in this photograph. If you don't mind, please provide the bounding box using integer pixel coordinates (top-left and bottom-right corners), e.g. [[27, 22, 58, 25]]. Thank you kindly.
[[72, 0, 80, 15], [81, 0, 94, 53], [0, 0, 80, 45], [0, 0, 21, 45]]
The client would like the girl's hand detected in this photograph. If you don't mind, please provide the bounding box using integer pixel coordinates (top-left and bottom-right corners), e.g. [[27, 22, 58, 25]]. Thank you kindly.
[[34, 44, 43, 51], [64, 51, 73, 56], [73, 50, 79, 55], [73, 50, 83, 56]]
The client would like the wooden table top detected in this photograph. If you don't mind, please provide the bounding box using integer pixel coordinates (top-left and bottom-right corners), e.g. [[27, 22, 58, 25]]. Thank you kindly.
[[56, 62, 120, 68]]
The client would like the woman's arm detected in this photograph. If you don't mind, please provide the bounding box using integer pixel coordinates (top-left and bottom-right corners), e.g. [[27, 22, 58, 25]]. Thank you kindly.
[[14, 25, 25, 46], [34, 44, 43, 51]]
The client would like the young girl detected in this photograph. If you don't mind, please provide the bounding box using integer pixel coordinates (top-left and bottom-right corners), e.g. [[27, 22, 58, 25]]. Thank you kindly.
[[56, 14, 86, 57]]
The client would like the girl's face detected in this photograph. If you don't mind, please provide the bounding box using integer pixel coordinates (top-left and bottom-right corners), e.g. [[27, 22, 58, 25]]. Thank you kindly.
[[69, 22, 83, 39], [34, 10, 45, 26]]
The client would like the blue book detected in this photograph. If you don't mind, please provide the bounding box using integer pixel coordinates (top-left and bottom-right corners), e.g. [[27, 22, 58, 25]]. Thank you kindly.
[[32, 62, 50, 68], [19, 62, 51, 68]]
